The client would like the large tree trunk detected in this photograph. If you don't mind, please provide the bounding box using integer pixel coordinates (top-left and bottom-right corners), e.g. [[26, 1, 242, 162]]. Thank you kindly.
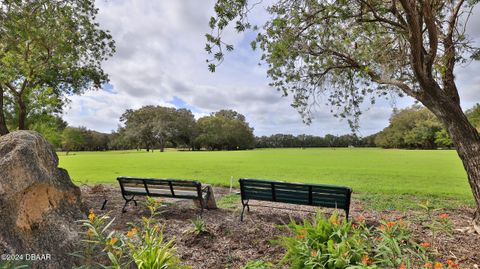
[[426, 97, 480, 229], [0, 87, 9, 135]]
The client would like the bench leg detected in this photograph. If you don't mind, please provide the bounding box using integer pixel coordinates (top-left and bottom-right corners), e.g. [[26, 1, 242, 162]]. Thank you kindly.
[[122, 195, 136, 213], [101, 199, 108, 210], [200, 196, 205, 216], [240, 199, 249, 221]]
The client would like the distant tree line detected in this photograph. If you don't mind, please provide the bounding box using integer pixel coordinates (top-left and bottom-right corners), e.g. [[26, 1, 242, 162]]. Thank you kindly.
[[255, 134, 376, 148], [33, 104, 480, 152]]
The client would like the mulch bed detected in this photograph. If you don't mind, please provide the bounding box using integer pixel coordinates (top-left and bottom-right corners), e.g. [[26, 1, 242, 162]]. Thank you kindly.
[[80, 185, 480, 269]]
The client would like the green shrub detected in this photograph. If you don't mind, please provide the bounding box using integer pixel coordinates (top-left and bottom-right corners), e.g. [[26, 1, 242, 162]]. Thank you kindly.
[[275, 212, 456, 269], [278, 213, 368, 269]]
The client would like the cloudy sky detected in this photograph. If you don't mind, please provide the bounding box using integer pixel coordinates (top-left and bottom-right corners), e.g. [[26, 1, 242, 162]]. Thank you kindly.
[[63, 1, 480, 137]]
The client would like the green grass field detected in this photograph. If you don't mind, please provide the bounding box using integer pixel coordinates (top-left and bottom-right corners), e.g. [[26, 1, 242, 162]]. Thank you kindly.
[[58, 148, 474, 209]]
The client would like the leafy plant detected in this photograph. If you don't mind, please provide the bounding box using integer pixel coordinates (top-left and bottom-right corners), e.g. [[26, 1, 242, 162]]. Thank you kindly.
[[73, 197, 188, 269], [188, 217, 207, 235], [372, 220, 419, 268], [418, 201, 454, 250], [127, 198, 186, 269], [275, 212, 454, 269], [278, 212, 368, 268]]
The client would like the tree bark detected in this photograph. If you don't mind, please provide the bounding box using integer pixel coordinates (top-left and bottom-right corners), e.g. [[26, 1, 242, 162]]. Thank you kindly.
[[0, 87, 9, 135], [18, 96, 27, 130], [424, 94, 480, 228]]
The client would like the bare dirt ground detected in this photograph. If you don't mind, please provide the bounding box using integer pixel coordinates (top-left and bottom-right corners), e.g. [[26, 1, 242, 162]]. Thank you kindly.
[[80, 185, 480, 269]]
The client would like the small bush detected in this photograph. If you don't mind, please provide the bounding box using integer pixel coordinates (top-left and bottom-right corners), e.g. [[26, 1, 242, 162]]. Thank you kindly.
[[278, 213, 367, 268], [190, 217, 206, 235], [275, 212, 457, 269]]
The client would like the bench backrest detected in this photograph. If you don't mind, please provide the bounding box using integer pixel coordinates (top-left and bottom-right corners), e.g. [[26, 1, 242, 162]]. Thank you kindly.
[[239, 178, 352, 212], [117, 176, 202, 199]]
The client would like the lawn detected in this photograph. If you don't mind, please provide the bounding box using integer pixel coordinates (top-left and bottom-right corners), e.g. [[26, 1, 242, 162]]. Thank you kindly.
[[58, 148, 474, 209]]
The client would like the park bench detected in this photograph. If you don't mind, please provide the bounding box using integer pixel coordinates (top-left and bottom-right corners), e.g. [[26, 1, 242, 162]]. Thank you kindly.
[[107, 176, 213, 213], [239, 178, 352, 221]]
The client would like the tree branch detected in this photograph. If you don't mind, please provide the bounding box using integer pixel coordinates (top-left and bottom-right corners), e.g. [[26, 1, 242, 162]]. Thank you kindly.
[[399, 0, 431, 89], [319, 49, 419, 99], [422, 0, 438, 72], [442, 0, 465, 104], [358, 0, 407, 30]]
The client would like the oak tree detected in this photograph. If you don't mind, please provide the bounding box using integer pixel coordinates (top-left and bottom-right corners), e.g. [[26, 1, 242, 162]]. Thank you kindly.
[[0, 0, 115, 134], [207, 0, 480, 229]]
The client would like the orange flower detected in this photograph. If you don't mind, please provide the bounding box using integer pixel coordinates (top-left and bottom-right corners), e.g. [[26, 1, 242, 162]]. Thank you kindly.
[[356, 215, 366, 222], [424, 262, 433, 268], [434, 262, 443, 268], [310, 250, 318, 257], [420, 242, 431, 248], [107, 237, 118, 246], [361, 255, 371, 265], [398, 262, 406, 269], [86, 229, 94, 237], [296, 229, 307, 239], [330, 218, 339, 225], [127, 228, 137, 238], [88, 209, 96, 221], [379, 224, 386, 230], [438, 213, 449, 220], [387, 221, 396, 228], [446, 260, 457, 268]]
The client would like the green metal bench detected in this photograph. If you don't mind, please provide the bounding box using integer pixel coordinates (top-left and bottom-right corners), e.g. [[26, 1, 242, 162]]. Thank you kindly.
[[239, 178, 352, 221], [110, 176, 211, 213]]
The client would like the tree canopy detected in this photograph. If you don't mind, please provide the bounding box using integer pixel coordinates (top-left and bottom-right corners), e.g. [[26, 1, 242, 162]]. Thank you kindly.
[[195, 109, 255, 150], [119, 106, 196, 152], [375, 105, 451, 149], [0, 0, 115, 133], [466, 103, 480, 130], [118, 107, 255, 151], [208, 0, 479, 126]]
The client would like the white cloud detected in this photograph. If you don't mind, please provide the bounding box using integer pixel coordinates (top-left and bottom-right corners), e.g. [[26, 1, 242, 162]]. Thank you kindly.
[[63, 0, 480, 137]]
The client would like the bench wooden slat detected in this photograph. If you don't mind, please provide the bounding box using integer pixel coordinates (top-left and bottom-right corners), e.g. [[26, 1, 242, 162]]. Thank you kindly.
[[276, 197, 311, 204], [244, 191, 273, 200]]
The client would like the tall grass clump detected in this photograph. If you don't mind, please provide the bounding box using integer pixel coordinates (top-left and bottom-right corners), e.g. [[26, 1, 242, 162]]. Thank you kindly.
[[72, 197, 188, 269]]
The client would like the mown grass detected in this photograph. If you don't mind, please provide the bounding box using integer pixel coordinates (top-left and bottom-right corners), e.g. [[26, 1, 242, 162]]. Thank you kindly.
[[58, 148, 474, 209]]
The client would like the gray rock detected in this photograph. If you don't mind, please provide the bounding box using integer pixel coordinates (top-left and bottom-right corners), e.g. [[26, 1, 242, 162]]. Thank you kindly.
[[0, 131, 84, 268]]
